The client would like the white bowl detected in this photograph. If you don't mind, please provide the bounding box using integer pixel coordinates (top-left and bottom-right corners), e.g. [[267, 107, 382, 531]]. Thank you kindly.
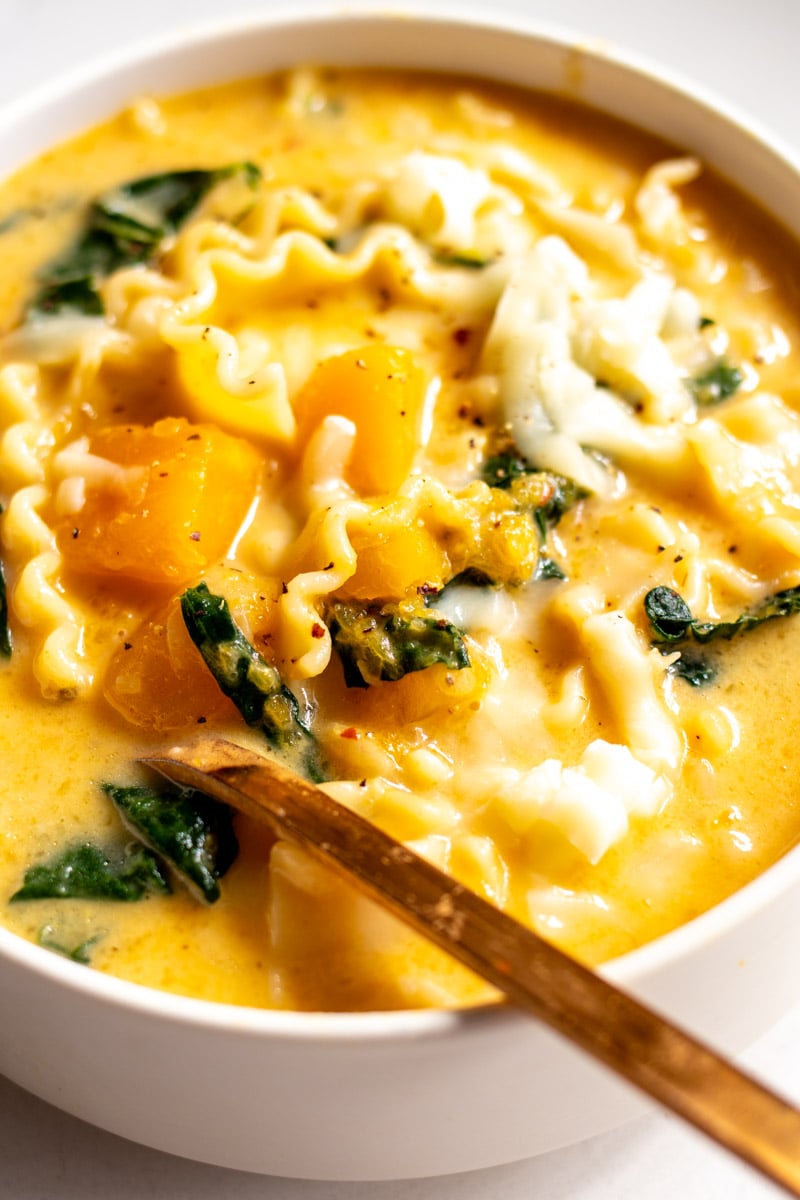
[[3, 5, 800, 1182]]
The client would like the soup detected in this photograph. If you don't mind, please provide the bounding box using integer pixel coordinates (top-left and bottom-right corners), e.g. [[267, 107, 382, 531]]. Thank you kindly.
[[1, 68, 800, 1011]]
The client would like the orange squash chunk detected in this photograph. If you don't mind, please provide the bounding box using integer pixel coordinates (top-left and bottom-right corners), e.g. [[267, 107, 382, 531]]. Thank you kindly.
[[342, 520, 448, 600], [59, 418, 261, 585], [105, 574, 284, 732], [104, 597, 235, 732], [316, 645, 491, 736], [294, 345, 427, 496]]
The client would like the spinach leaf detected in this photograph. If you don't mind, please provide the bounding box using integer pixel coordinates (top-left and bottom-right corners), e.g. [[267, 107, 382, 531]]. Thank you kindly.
[[180, 583, 325, 781], [28, 278, 106, 321], [534, 556, 567, 582], [481, 451, 535, 489], [38, 924, 102, 964], [10, 841, 170, 902], [95, 162, 260, 246], [28, 162, 261, 320], [660, 647, 717, 688], [479, 450, 584, 582], [687, 361, 743, 406], [522, 475, 587, 542], [643, 586, 694, 641], [422, 568, 495, 608], [644, 583, 800, 645], [328, 601, 470, 688], [482, 452, 586, 533], [103, 783, 238, 904]]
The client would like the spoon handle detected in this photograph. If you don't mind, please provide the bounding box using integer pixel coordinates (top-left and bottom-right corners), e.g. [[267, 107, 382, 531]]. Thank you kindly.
[[144, 738, 800, 1197]]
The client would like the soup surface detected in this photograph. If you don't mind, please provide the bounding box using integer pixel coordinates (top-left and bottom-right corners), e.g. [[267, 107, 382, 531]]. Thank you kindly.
[[1, 69, 800, 1011]]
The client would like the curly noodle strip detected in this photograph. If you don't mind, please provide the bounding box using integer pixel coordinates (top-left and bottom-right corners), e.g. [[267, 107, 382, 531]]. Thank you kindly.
[[2, 484, 92, 698]]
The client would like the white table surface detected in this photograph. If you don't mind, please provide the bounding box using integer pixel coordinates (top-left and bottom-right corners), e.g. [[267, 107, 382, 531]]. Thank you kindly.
[[1, 0, 799, 1196]]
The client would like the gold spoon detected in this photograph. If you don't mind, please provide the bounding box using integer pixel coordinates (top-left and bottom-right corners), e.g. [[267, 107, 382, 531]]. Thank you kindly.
[[143, 737, 800, 1196]]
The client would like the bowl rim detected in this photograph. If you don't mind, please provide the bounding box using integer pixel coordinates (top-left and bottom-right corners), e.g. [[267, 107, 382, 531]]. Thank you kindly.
[[2, 0, 800, 1041]]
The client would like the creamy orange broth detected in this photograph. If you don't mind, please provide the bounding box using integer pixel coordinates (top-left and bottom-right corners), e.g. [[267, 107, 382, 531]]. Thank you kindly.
[[1, 69, 800, 1011]]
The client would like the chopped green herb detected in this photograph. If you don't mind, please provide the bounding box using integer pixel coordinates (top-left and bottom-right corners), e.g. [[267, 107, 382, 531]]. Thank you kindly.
[[38, 925, 102, 964], [180, 583, 325, 781], [28, 162, 261, 321], [687, 361, 744, 406], [698, 315, 716, 330], [644, 583, 800, 645], [103, 783, 238, 904], [10, 841, 170, 902], [328, 601, 470, 688]]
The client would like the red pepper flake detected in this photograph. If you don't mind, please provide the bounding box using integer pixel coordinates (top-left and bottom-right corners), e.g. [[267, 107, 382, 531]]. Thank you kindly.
[[189, 531, 201, 542], [323, 561, 335, 571], [281, 581, 288, 594], [340, 726, 359, 740], [186, 433, 202, 441], [453, 327, 471, 346], [197, 716, 207, 724], [123, 642, 132, 651], [71, 528, 80, 539], [311, 622, 325, 639]]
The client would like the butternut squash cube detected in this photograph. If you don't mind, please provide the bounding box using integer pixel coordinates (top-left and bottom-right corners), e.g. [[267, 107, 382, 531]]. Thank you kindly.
[[60, 418, 261, 585], [294, 344, 427, 496]]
